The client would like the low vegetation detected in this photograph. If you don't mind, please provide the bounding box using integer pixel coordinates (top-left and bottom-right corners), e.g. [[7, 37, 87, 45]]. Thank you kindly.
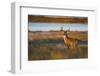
[[28, 31, 88, 60]]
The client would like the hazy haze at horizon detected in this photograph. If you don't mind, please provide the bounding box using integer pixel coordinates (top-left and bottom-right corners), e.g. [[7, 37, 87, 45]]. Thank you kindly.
[[28, 22, 88, 31]]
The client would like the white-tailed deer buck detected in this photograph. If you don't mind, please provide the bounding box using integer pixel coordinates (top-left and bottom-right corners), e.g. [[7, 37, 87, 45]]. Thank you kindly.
[[63, 30, 78, 49]]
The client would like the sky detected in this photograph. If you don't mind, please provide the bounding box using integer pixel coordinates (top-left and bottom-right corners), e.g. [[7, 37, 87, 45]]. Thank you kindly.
[[28, 22, 88, 31]]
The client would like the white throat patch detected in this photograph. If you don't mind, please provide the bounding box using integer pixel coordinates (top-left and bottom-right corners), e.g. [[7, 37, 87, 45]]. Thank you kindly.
[[64, 35, 66, 40]]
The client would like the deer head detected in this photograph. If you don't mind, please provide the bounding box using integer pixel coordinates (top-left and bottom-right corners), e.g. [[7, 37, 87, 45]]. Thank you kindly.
[[64, 26, 70, 37]]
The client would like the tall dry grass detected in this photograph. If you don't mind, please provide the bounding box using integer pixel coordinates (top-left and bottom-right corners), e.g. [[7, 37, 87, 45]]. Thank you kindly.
[[28, 31, 88, 60]]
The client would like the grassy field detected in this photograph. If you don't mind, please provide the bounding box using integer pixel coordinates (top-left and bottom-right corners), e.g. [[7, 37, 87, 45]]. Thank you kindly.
[[29, 31, 87, 41], [28, 31, 88, 60]]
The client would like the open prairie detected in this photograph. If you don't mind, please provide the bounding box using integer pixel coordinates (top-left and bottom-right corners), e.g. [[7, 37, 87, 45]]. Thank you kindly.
[[28, 15, 88, 60], [28, 31, 88, 60]]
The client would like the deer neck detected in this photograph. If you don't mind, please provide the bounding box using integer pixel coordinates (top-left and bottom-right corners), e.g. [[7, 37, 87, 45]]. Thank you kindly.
[[64, 35, 68, 40]]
